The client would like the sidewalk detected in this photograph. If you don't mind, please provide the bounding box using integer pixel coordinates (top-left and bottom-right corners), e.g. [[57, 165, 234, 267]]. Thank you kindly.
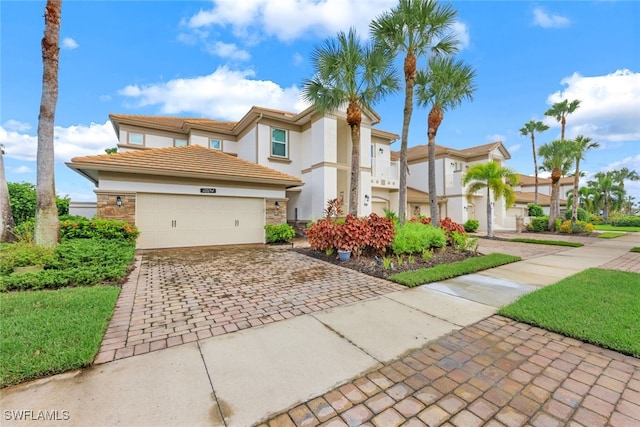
[[1, 233, 638, 427]]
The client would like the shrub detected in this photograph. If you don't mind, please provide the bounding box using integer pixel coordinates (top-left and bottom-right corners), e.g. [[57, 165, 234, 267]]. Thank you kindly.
[[528, 216, 549, 232], [609, 215, 640, 227], [559, 220, 595, 234], [590, 214, 604, 223], [463, 219, 480, 233], [0, 239, 136, 292], [0, 243, 56, 274], [60, 218, 139, 242], [8, 182, 69, 226], [264, 223, 296, 243], [367, 213, 395, 253], [306, 219, 337, 251], [306, 214, 394, 254], [451, 232, 479, 252], [439, 217, 465, 244], [527, 203, 545, 217], [565, 208, 588, 222], [10, 219, 35, 243], [391, 222, 446, 255], [334, 214, 371, 253], [409, 216, 432, 225]]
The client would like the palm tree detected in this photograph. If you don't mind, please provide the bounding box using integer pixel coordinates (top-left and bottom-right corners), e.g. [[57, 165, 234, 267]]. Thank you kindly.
[[569, 135, 599, 223], [544, 99, 580, 141], [35, 0, 62, 247], [519, 120, 549, 205], [415, 56, 476, 226], [462, 161, 518, 238], [538, 140, 575, 230], [566, 186, 595, 214], [301, 28, 399, 215], [370, 0, 459, 223], [589, 172, 624, 220], [0, 145, 15, 242], [610, 167, 640, 195]]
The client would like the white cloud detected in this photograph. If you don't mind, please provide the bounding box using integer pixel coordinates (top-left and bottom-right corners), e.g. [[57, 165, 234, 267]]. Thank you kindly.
[[205, 41, 251, 61], [3, 120, 32, 132], [508, 144, 521, 154], [451, 21, 470, 50], [532, 8, 571, 29], [10, 166, 33, 174], [0, 121, 118, 163], [293, 52, 304, 66], [544, 69, 640, 143], [61, 37, 79, 50], [118, 66, 305, 120], [486, 133, 506, 143]]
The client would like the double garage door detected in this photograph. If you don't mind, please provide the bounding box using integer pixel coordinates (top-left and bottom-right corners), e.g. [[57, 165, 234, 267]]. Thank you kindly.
[[136, 193, 265, 249]]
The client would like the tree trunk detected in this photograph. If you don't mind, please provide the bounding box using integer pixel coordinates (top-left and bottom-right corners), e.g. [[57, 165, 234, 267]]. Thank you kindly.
[[427, 105, 443, 226], [0, 149, 15, 242], [548, 170, 560, 231], [560, 116, 566, 141], [571, 158, 580, 223], [486, 187, 493, 238], [398, 53, 417, 224], [531, 133, 538, 206], [35, 0, 62, 248], [346, 101, 362, 216]]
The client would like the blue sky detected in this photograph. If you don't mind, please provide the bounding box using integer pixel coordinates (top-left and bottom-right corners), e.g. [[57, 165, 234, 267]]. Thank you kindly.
[[1, 0, 639, 204]]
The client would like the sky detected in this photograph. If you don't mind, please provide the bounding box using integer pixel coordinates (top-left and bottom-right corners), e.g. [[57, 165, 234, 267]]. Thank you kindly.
[[1, 0, 639, 205]]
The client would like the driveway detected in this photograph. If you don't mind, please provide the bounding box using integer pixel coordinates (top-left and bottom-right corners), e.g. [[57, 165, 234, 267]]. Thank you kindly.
[[94, 245, 405, 363]]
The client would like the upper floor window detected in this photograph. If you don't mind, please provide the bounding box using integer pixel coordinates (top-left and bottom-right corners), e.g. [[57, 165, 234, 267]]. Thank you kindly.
[[271, 128, 287, 158], [209, 139, 222, 150], [128, 133, 143, 145], [174, 139, 188, 147]]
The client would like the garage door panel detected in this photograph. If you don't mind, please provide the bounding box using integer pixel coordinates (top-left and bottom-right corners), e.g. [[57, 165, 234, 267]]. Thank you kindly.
[[137, 194, 265, 249]]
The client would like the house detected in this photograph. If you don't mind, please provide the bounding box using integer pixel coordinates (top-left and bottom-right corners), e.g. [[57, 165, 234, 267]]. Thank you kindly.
[[67, 106, 400, 249], [396, 141, 515, 230], [510, 174, 572, 217]]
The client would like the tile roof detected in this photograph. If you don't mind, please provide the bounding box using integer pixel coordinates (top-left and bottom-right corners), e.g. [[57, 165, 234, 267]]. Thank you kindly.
[[109, 114, 237, 133], [68, 145, 303, 187], [515, 174, 574, 186], [406, 187, 445, 202], [514, 191, 567, 206], [392, 141, 508, 162]]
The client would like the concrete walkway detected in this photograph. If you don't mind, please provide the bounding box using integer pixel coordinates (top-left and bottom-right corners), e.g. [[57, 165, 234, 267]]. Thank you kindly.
[[1, 233, 639, 427]]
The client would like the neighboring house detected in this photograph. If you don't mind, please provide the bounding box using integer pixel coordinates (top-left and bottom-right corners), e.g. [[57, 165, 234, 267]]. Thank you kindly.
[[395, 141, 514, 230], [67, 106, 399, 249], [510, 174, 571, 217]]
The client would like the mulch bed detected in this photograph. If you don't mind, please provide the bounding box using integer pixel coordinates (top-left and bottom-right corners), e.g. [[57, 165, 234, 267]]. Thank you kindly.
[[293, 247, 479, 280]]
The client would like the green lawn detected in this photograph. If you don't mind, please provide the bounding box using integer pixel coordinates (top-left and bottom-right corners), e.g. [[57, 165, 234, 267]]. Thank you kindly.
[[597, 232, 626, 239], [498, 268, 640, 357], [631, 247, 640, 253], [390, 253, 521, 287], [508, 238, 583, 247], [594, 224, 640, 232], [0, 286, 120, 388]]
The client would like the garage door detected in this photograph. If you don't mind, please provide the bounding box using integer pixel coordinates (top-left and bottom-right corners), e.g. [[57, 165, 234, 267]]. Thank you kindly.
[[136, 193, 265, 249]]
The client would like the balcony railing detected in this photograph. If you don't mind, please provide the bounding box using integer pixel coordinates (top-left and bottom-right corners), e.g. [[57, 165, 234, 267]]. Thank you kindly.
[[371, 158, 399, 180]]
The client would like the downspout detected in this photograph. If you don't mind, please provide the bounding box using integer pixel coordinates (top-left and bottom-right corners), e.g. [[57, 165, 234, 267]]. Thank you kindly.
[[442, 158, 447, 218]]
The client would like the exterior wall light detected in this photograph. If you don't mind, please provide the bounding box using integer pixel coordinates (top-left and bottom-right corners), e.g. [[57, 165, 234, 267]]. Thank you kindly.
[[116, 195, 122, 207]]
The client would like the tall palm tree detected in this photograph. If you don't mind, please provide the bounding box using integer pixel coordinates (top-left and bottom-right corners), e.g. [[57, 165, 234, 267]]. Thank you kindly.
[[35, 0, 62, 247], [610, 167, 640, 194], [538, 140, 575, 230], [519, 120, 549, 205], [566, 186, 596, 214], [569, 135, 599, 223], [301, 28, 399, 215], [370, 0, 459, 223], [415, 56, 476, 226], [544, 99, 580, 141], [0, 145, 15, 242], [462, 161, 518, 238]]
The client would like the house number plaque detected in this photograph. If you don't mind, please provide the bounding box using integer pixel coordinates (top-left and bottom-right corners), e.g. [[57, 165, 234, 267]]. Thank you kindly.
[[200, 188, 217, 194]]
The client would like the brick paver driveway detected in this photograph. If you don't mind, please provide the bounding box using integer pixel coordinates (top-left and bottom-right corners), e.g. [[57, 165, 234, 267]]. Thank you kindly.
[[94, 245, 404, 364]]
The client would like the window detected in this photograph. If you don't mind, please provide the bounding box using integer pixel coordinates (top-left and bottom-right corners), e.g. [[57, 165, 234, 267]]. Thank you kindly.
[[128, 133, 143, 145], [174, 139, 188, 147], [271, 128, 287, 158], [209, 139, 222, 150]]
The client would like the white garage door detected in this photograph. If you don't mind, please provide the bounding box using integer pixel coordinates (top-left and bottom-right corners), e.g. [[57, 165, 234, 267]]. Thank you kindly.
[[136, 193, 265, 249]]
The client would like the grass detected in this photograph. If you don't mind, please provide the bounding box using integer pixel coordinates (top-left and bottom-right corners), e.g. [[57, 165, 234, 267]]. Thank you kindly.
[[389, 253, 521, 287], [508, 238, 583, 247], [594, 224, 640, 232], [597, 232, 626, 239], [631, 247, 640, 253], [498, 268, 640, 358], [0, 286, 120, 388]]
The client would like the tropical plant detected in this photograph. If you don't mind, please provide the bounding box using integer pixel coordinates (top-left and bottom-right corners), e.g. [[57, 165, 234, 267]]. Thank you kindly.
[[301, 28, 399, 215], [538, 140, 575, 231], [610, 168, 639, 214], [569, 135, 599, 223], [264, 224, 296, 244], [527, 203, 544, 217], [8, 182, 69, 226], [0, 146, 14, 242], [462, 161, 518, 238], [370, 0, 459, 223], [463, 219, 479, 233], [587, 171, 624, 220], [35, 0, 62, 247], [519, 120, 549, 205], [544, 98, 581, 141], [416, 56, 476, 226]]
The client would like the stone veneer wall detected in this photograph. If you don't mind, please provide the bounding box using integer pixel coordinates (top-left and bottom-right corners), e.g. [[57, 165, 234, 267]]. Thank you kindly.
[[96, 192, 136, 225], [265, 199, 287, 226]]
